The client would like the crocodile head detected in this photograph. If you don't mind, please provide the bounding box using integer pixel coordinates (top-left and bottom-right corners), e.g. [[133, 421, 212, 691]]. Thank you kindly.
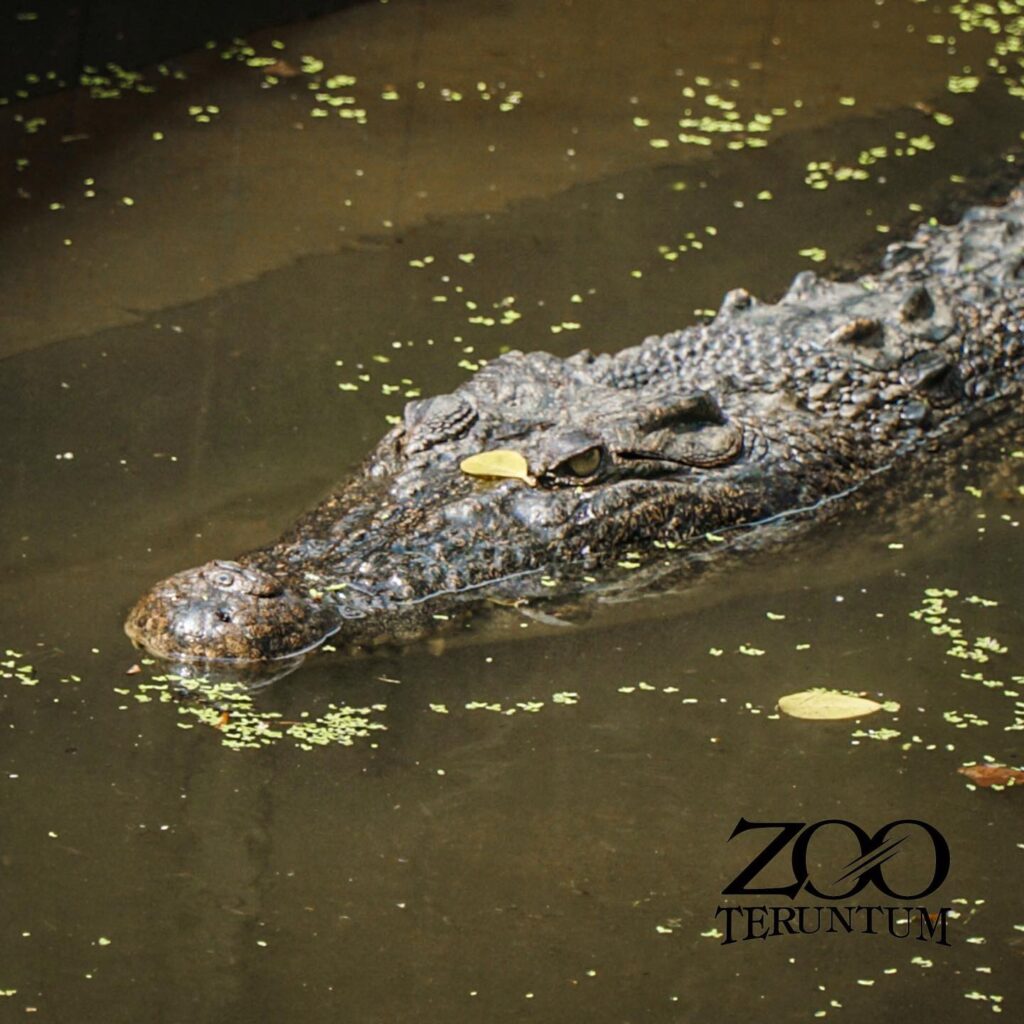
[[124, 192, 1024, 667], [125, 349, 780, 665]]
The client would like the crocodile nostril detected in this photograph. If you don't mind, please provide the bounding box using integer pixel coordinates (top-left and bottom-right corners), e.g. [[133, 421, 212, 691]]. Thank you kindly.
[[216, 609, 233, 624]]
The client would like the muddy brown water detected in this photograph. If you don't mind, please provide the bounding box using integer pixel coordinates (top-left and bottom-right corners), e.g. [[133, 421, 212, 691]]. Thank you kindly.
[[2, 1, 1023, 1020]]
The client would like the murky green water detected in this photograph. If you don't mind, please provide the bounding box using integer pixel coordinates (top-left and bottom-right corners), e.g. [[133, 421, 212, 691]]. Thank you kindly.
[[2, 0, 1023, 1020]]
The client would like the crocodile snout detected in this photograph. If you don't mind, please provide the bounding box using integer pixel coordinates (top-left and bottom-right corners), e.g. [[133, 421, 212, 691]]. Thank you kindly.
[[125, 559, 338, 663]]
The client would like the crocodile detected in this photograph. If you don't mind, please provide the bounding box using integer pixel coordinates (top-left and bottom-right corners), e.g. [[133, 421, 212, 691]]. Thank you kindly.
[[125, 189, 1024, 664]]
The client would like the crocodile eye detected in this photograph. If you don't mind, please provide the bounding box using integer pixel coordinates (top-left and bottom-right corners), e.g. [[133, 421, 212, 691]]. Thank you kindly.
[[212, 570, 236, 589], [559, 446, 603, 478]]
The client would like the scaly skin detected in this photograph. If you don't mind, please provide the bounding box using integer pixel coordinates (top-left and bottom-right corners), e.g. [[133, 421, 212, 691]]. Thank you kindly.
[[125, 189, 1024, 664]]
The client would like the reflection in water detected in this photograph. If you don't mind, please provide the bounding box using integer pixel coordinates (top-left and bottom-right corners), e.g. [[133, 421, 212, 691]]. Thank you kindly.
[[1, 0, 1024, 1021]]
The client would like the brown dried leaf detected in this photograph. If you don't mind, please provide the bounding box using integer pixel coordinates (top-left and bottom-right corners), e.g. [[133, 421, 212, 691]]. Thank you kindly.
[[957, 764, 1024, 788], [262, 60, 300, 78]]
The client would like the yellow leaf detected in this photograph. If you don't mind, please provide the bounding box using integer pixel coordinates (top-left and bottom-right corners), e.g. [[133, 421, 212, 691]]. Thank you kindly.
[[777, 690, 883, 721], [459, 449, 534, 484]]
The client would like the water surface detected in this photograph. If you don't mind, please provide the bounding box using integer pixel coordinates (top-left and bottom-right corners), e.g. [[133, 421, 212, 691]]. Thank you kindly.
[[2, 0, 1023, 1020]]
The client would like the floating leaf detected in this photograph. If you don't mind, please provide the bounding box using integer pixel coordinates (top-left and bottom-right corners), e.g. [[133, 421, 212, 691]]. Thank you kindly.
[[958, 764, 1024, 788], [459, 449, 534, 484], [778, 689, 884, 720], [261, 59, 299, 78]]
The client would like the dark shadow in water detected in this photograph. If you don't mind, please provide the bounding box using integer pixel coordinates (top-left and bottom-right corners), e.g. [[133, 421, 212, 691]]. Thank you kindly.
[[1, 0, 368, 97]]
